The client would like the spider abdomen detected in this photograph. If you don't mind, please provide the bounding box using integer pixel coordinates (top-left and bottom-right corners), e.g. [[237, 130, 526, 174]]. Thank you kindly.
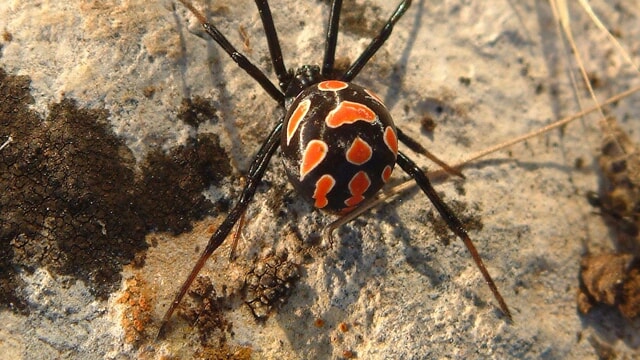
[[281, 80, 398, 214]]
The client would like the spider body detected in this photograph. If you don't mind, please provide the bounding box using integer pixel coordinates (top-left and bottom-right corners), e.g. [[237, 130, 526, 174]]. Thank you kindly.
[[281, 80, 397, 213], [158, 0, 511, 339]]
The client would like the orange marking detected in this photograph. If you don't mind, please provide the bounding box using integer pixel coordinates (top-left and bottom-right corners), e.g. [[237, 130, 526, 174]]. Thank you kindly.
[[382, 165, 393, 183], [344, 195, 364, 207], [287, 99, 310, 145], [300, 140, 328, 180], [344, 171, 371, 207], [344, 195, 364, 208], [346, 137, 373, 165], [326, 101, 376, 128], [365, 89, 384, 105], [312, 174, 335, 208], [318, 80, 348, 91], [384, 126, 398, 155], [340, 206, 357, 215]]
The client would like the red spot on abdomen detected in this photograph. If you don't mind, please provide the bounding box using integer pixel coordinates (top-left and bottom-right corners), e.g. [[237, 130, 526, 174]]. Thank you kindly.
[[313, 174, 335, 208], [344, 171, 371, 207], [318, 80, 348, 91], [382, 165, 393, 183], [300, 140, 328, 180], [326, 101, 376, 128], [287, 99, 310, 145], [384, 126, 398, 156], [346, 137, 373, 165]]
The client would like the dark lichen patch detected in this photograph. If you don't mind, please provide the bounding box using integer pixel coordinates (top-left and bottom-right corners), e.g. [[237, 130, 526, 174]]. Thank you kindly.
[[135, 132, 232, 234], [596, 117, 640, 253], [180, 276, 233, 346], [1, 86, 143, 302], [577, 253, 640, 319], [243, 253, 300, 320], [0, 70, 37, 313], [577, 117, 640, 320], [178, 95, 219, 128], [0, 67, 232, 308]]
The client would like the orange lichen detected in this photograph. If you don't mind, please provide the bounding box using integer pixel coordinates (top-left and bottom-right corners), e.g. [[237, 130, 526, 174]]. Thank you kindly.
[[116, 274, 153, 344], [338, 322, 349, 332], [343, 349, 356, 358]]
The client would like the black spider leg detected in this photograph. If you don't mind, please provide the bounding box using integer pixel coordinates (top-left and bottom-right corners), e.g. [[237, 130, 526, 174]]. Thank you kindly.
[[396, 151, 513, 320], [341, 0, 412, 82], [321, 0, 343, 78], [396, 128, 465, 178], [328, 0, 459, 178], [254, 0, 291, 91], [178, 0, 285, 105], [157, 120, 284, 339], [159, 0, 290, 338]]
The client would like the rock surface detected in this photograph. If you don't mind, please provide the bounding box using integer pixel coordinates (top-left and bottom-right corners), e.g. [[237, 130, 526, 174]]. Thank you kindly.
[[1, 0, 639, 359]]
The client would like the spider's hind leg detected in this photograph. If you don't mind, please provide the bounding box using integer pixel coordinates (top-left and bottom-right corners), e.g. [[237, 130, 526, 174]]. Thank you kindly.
[[396, 151, 513, 320], [396, 127, 465, 178]]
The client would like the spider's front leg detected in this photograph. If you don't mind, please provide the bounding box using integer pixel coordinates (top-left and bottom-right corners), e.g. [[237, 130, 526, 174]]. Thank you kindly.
[[178, 0, 285, 105], [156, 120, 284, 339]]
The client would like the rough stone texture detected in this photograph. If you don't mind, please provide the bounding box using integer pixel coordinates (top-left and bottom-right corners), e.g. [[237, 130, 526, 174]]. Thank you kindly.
[[1, 0, 640, 359]]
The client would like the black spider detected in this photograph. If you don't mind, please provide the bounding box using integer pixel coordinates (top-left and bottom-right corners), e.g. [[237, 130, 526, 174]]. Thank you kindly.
[[157, 0, 511, 338]]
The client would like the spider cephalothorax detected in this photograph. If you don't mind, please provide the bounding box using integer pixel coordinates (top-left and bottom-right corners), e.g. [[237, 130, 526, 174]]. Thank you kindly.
[[283, 65, 324, 100]]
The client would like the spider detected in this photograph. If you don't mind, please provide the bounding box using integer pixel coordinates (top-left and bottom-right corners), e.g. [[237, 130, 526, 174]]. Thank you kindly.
[[157, 0, 512, 338]]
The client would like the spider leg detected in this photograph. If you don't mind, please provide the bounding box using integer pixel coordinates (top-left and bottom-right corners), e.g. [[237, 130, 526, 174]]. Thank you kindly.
[[178, 0, 285, 106], [254, 0, 291, 91], [156, 120, 284, 340], [396, 128, 465, 178], [321, 0, 343, 78], [229, 207, 247, 261], [396, 151, 513, 321], [341, 0, 412, 82]]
